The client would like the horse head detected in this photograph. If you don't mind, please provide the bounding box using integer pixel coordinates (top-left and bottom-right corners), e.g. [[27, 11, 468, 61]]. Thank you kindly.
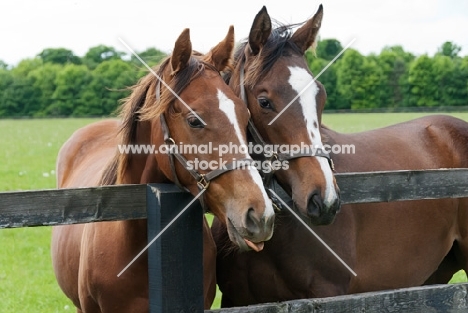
[[116, 27, 275, 251], [228, 5, 341, 225]]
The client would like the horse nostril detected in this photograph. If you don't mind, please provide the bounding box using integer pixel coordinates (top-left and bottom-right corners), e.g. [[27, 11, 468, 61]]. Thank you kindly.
[[307, 192, 323, 218], [245, 208, 260, 236]]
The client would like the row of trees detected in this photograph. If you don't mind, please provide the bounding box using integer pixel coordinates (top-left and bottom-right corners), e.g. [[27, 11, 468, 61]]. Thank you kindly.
[[308, 40, 468, 110], [0, 41, 467, 117], [0, 46, 165, 117]]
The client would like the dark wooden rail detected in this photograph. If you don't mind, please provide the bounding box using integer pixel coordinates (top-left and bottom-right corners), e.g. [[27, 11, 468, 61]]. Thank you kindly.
[[2, 169, 468, 229], [1, 168, 468, 312], [207, 283, 468, 313]]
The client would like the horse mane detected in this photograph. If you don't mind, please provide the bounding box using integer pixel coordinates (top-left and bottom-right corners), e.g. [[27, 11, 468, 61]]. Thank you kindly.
[[98, 55, 204, 186], [225, 20, 308, 91]]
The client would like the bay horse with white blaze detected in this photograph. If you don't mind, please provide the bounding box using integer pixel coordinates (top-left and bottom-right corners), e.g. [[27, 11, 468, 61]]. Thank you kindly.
[[213, 5, 468, 307], [51, 27, 275, 312], [224, 4, 340, 225]]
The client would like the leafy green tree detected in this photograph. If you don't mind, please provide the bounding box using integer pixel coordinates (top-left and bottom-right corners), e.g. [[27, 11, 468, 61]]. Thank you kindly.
[[461, 57, 468, 104], [376, 46, 414, 108], [79, 59, 136, 115], [433, 54, 467, 106], [82, 45, 125, 70], [409, 54, 467, 107], [0, 60, 8, 70], [0, 69, 14, 116], [38, 48, 81, 65], [336, 49, 383, 109], [384, 46, 415, 63], [0, 75, 40, 116], [336, 49, 363, 109], [131, 47, 166, 65], [11, 58, 43, 77], [437, 41, 461, 59], [408, 55, 438, 107], [131, 47, 167, 77], [0, 59, 43, 116], [306, 51, 346, 110], [47, 64, 92, 116], [361, 55, 386, 109], [315, 39, 343, 61], [27, 63, 63, 115]]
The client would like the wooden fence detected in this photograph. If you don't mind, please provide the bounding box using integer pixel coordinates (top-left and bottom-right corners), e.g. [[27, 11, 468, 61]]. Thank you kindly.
[[1, 168, 468, 312], [206, 283, 468, 313]]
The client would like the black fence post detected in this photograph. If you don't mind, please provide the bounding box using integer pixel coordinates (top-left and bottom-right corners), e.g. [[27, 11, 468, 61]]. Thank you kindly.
[[146, 184, 204, 313]]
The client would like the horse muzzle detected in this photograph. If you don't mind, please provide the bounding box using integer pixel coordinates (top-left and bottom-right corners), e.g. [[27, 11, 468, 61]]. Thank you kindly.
[[226, 211, 275, 252], [301, 191, 341, 226]]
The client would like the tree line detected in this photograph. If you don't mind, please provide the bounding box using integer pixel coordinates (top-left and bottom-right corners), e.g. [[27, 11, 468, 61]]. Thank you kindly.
[[0, 46, 165, 117], [308, 40, 468, 110], [0, 41, 467, 117]]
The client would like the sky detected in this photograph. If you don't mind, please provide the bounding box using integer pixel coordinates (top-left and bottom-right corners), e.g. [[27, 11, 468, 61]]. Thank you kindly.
[[1, 0, 467, 66]]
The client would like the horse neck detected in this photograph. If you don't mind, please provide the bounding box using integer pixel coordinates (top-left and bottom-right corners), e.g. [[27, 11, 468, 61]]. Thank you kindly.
[[119, 119, 170, 185], [117, 120, 168, 240]]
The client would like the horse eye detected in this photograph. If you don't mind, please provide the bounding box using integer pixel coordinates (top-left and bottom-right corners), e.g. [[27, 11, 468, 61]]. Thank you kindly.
[[187, 116, 204, 128], [258, 98, 272, 109]]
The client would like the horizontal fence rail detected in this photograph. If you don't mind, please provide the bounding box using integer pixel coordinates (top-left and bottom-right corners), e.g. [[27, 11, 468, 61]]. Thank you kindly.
[[207, 283, 468, 313], [1, 168, 468, 313], [1, 168, 468, 228], [0, 184, 147, 228]]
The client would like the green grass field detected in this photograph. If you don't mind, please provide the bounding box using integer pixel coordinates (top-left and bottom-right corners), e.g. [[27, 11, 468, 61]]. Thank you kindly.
[[1, 113, 468, 311]]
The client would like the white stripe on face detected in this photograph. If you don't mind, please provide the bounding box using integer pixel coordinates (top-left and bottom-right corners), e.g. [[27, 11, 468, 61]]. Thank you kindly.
[[217, 90, 274, 218], [287, 66, 338, 206]]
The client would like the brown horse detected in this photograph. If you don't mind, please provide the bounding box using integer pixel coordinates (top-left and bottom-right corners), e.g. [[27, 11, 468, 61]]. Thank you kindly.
[[212, 6, 468, 307], [51, 27, 275, 312]]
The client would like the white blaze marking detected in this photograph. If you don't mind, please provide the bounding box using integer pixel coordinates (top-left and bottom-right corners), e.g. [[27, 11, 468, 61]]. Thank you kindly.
[[288, 67, 338, 206], [217, 90, 248, 147], [217, 90, 274, 218]]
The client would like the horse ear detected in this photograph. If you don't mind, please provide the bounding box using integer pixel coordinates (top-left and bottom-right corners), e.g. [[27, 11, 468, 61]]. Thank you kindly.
[[248, 6, 271, 56], [204, 26, 235, 72], [291, 4, 323, 53], [171, 28, 192, 75]]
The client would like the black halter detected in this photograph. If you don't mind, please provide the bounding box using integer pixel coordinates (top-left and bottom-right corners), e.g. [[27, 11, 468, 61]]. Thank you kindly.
[[156, 66, 255, 209], [238, 61, 335, 206], [159, 113, 254, 191]]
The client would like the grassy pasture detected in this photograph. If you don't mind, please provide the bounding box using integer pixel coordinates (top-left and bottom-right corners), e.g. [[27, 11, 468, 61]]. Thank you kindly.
[[0, 113, 467, 311]]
